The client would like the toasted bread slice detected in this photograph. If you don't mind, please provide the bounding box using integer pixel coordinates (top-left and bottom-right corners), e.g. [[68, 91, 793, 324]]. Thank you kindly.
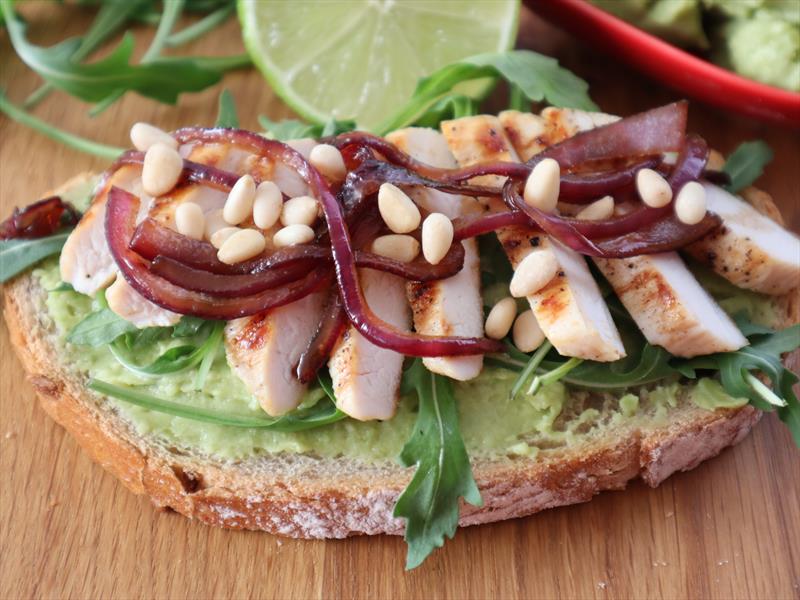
[[2, 171, 797, 539]]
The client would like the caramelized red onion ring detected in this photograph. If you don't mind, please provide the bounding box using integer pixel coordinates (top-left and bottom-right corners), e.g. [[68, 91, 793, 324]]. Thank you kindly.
[[452, 210, 532, 240], [295, 290, 347, 384], [168, 127, 503, 356], [0, 196, 81, 239], [106, 187, 330, 320]]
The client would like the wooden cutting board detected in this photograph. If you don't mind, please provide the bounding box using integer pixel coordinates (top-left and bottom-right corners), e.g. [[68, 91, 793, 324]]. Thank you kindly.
[[1, 6, 798, 599]]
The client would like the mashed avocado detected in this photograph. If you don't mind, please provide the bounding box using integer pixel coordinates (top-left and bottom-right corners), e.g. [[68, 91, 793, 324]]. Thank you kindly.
[[591, 0, 800, 91], [35, 255, 760, 462]]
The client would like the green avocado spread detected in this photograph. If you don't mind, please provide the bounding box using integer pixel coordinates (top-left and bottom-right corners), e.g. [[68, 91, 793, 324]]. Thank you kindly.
[[34, 250, 762, 462]]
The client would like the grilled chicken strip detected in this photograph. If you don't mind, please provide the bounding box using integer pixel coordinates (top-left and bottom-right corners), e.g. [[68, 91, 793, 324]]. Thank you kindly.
[[386, 127, 484, 381], [442, 115, 625, 362], [328, 269, 411, 421], [225, 292, 326, 416], [500, 108, 747, 357], [684, 184, 800, 295]]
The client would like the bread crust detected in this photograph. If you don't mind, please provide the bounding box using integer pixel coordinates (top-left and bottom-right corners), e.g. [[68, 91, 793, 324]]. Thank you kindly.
[[1, 173, 796, 539]]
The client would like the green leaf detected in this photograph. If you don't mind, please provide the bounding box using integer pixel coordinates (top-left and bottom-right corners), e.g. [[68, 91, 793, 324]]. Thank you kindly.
[[67, 308, 138, 346], [723, 140, 774, 194], [410, 93, 478, 129], [88, 379, 347, 431], [48, 281, 75, 293], [1, 0, 224, 105], [165, 3, 235, 47], [172, 315, 209, 338], [393, 360, 482, 570], [215, 89, 239, 128], [0, 232, 70, 283], [258, 115, 356, 141], [0, 89, 124, 159], [376, 50, 597, 134]]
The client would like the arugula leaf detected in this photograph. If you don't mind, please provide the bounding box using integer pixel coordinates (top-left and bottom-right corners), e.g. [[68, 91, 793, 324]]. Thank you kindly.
[[394, 360, 482, 569], [193, 321, 224, 389], [410, 93, 478, 129], [258, 115, 356, 140], [723, 140, 774, 194], [88, 378, 347, 431], [172, 315, 209, 338], [376, 50, 598, 134], [0, 90, 124, 159], [215, 89, 239, 128], [0, 0, 225, 106], [67, 307, 138, 346], [165, 2, 235, 47], [0, 232, 70, 283]]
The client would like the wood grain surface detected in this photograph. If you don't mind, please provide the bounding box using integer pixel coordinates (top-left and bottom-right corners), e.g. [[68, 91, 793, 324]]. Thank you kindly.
[[1, 5, 798, 599]]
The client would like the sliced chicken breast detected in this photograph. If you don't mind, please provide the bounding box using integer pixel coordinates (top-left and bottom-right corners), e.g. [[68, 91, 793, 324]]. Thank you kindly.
[[328, 269, 411, 421], [684, 184, 800, 295], [386, 127, 484, 381], [105, 276, 181, 328], [225, 292, 326, 416], [502, 108, 747, 357], [441, 115, 625, 362]]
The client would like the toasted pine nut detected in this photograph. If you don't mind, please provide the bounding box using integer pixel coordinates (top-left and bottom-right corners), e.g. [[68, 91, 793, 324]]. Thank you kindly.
[[513, 310, 545, 353], [273, 224, 315, 247], [675, 181, 706, 225], [485, 297, 517, 340], [309, 144, 346, 181], [223, 174, 256, 225], [174, 202, 205, 240], [523, 158, 560, 213], [210, 226, 241, 249], [421, 213, 454, 265], [204, 208, 228, 240], [636, 168, 673, 208], [142, 143, 183, 196], [217, 228, 266, 264], [130, 122, 177, 152], [371, 234, 420, 263], [378, 183, 421, 233], [509, 250, 559, 298], [253, 181, 283, 229], [281, 195, 318, 226], [576, 195, 614, 220]]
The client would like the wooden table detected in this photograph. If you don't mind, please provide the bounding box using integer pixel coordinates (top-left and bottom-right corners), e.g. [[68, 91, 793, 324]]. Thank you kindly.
[[1, 5, 798, 599]]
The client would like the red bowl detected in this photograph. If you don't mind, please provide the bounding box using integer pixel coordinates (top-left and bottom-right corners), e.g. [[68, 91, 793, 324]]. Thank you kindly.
[[527, 0, 800, 127]]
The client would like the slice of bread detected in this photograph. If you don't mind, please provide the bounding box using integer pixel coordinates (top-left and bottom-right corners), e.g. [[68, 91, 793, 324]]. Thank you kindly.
[[2, 172, 797, 539]]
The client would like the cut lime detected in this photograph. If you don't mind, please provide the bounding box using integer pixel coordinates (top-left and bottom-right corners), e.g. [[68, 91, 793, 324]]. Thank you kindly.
[[238, 0, 520, 130]]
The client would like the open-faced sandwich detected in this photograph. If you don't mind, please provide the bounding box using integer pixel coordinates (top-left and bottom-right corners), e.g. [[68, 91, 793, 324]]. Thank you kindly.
[[2, 101, 798, 569]]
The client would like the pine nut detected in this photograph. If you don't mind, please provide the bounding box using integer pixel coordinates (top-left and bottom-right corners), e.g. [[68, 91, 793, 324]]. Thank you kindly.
[[636, 168, 673, 208], [253, 181, 283, 229], [280, 195, 318, 226], [142, 143, 183, 197], [309, 144, 346, 181], [223, 174, 256, 225], [174, 202, 205, 240], [378, 183, 421, 233], [421, 213, 454, 265], [513, 310, 545, 353], [204, 208, 228, 240], [576, 195, 614, 220], [523, 158, 560, 213], [217, 228, 266, 264], [485, 297, 517, 340], [210, 226, 241, 249], [371, 234, 420, 263], [674, 181, 706, 225], [509, 250, 559, 298], [130, 122, 177, 152], [273, 224, 315, 247]]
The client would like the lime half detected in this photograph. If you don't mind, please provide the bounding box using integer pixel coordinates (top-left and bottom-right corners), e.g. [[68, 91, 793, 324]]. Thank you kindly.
[[238, 0, 520, 130]]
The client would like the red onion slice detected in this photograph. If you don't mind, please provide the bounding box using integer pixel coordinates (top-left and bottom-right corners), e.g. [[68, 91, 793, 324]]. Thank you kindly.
[[106, 187, 329, 320], [528, 101, 688, 169], [453, 210, 533, 240], [295, 290, 347, 384], [0, 196, 80, 239]]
